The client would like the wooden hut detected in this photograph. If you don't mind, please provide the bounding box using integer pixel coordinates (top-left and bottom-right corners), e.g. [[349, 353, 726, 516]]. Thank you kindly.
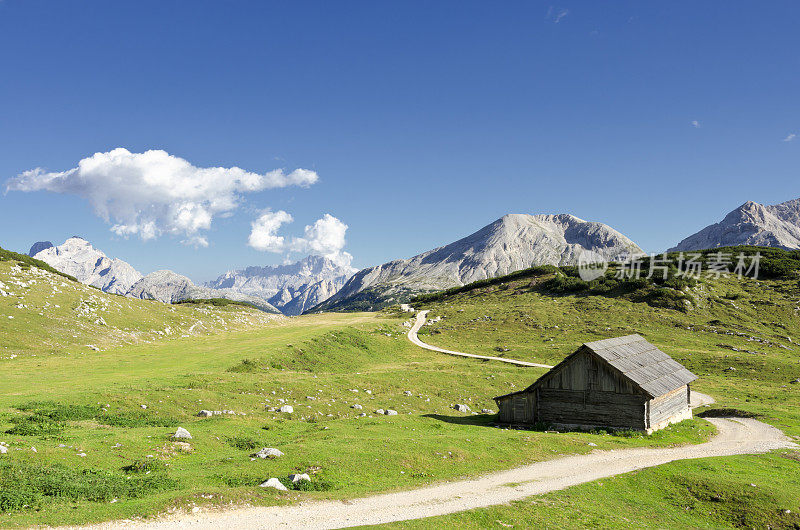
[[494, 335, 697, 433]]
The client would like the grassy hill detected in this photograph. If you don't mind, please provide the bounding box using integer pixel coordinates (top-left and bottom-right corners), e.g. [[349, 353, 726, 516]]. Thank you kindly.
[[1, 245, 798, 527], [0, 256, 279, 360]]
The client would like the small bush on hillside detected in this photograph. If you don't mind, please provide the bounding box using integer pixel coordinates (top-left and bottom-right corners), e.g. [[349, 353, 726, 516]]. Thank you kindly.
[[121, 460, 168, 474], [279, 476, 334, 491], [15, 401, 100, 422], [6, 415, 65, 438], [0, 460, 177, 512], [227, 358, 269, 373], [97, 411, 179, 428], [225, 435, 261, 451], [543, 275, 590, 293]]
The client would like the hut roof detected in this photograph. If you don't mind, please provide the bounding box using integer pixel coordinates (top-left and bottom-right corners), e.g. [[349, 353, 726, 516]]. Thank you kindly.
[[582, 335, 697, 397], [494, 334, 697, 401]]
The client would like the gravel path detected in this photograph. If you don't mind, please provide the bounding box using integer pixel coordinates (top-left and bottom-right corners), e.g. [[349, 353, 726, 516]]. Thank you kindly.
[[407, 310, 553, 368], [77, 417, 795, 530]]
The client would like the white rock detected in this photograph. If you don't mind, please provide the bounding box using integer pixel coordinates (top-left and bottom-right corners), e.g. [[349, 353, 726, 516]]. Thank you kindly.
[[375, 409, 385, 415], [481, 408, 494, 414], [173, 427, 192, 440], [288, 473, 311, 483], [0, 446, 7, 455], [454, 404, 471, 413], [259, 478, 288, 491], [351, 404, 363, 410], [278, 405, 294, 413], [385, 409, 398, 416], [255, 447, 284, 459]]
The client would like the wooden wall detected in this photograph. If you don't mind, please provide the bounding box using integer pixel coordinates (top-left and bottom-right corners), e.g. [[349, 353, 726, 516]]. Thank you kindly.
[[537, 388, 646, 429], [647, 385, 689, 427]]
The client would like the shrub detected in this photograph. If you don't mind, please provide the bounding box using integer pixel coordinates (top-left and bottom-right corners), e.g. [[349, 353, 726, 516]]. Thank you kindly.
[[0, 460, 177, 512], [97, 411, 179, 428], [226, 435, 261, 451], [6, 415, 65, 438], [122, 460, 168, 474]]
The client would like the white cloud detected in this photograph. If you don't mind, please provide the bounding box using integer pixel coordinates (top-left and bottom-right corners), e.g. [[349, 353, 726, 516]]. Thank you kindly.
[[6, 148, 319, 243], [293, 214, 354, 268], [248, 210, 294, 253], [783, 133, 796, 142], [691, 120, 700, 128], [547, 6, 569, 23], [248, 212, 354, 269]]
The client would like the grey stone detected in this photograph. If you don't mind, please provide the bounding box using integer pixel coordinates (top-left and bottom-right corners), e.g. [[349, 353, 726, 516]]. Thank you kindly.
[[173, 427, 192, 440], [259, 478, 288, 491]]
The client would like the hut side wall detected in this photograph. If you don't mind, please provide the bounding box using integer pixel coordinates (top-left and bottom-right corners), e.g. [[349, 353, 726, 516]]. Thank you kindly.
[[536, 389, 646, 429], [647, 385, 690, 427], [496, 392, 537, 424]]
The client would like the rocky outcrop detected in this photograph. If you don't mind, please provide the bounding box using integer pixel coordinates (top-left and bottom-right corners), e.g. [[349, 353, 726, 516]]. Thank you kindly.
[[313, 213, 642, 312], [206, 255, 354, 315], [31, 237, 142, 294], [670, 198, 800, 252], [28, 241, 53, 256], [127, 270, 279, 313]]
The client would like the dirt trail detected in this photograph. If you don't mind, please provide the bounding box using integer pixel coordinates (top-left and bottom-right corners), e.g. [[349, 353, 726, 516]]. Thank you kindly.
[[407, 310, 552, 368]]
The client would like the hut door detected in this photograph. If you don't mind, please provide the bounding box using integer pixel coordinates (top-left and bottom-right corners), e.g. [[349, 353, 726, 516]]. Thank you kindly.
[[512, 395, 527, 423]]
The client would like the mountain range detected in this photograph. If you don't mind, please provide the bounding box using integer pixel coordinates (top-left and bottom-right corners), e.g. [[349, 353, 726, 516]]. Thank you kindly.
[[204, 256, 355, 315], [26, 198, 800, 315], [670, 198, 800, 252], [28, 237, 348, 315], [312, 213, 643, 312]]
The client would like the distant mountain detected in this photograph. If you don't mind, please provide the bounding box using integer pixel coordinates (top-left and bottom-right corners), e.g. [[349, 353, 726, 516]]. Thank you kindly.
[[31, 237, 143, 295], [312, 213, 642, 312], [28, 241, 53, 256], [128, 270, 280, 313], [205, 255, 354, 316], [670, 198, 800, 252]]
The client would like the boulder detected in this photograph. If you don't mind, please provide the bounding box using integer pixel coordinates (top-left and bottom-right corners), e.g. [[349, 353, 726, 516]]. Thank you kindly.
[[288, 473, 311, 483], [351, 404, 363, 410], [0, 446, 7, 455], [454, 404, 471, 413], [375, 409, 385, 415], [197, 410, 213, 417], [385, 409, 398, 415], [173, 427, 192, 440], [259, 478, 288, 491], [278, 405, 294, 413], [254, 447, 284, 459], [481, 408, 494, 414]]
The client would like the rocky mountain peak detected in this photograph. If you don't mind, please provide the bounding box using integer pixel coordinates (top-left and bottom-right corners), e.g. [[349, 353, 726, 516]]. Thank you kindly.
[[30, 237, 143, 294], [313, 212, 642, 312], [670, 197, 800, 251], [28, 241, 53, 257]]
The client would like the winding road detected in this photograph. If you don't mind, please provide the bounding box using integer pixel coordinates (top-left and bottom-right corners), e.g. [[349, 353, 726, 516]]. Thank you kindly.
[[407, 310, 553, 368], [76, 312, 795, 529]]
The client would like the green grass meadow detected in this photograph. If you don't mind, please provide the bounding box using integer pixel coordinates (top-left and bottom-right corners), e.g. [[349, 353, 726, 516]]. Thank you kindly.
[[1, 254, 799, 527]]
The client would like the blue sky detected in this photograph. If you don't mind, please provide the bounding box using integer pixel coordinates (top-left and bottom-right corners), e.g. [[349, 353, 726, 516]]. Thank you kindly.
[[1, 1, 798, 282]]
